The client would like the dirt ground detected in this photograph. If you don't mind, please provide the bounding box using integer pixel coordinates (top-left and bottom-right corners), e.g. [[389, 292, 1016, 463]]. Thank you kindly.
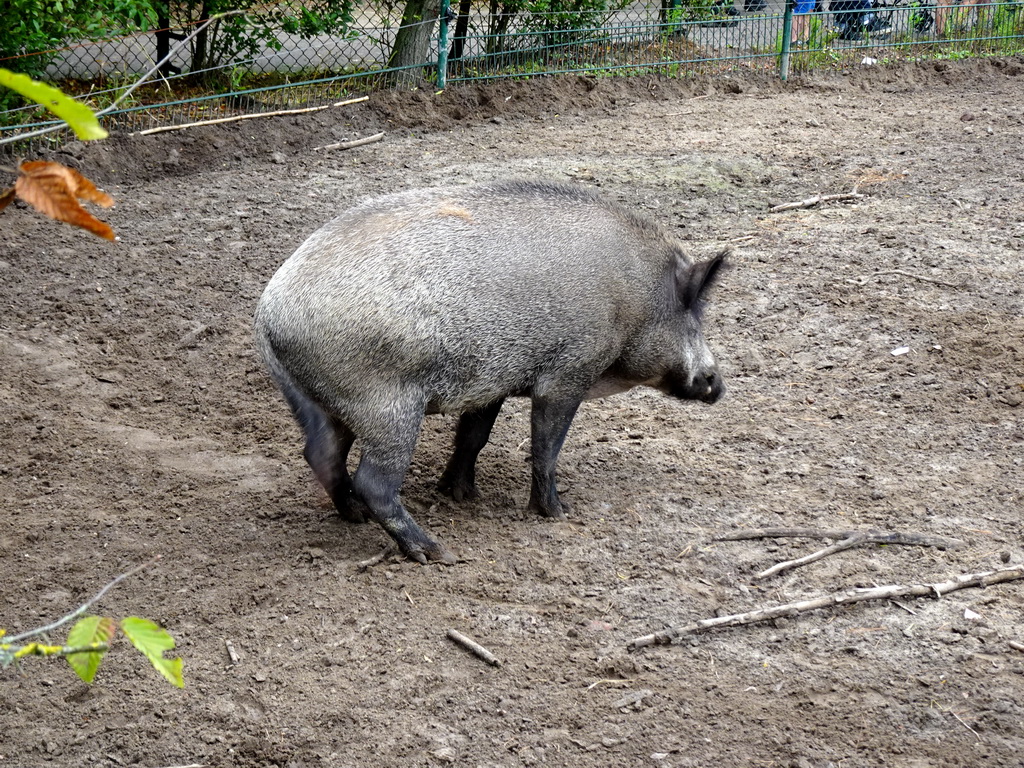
[[2, 56, 1023, 768]]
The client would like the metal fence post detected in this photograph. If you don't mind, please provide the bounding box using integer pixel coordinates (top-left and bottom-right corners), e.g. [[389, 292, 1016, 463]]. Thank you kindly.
[[780, 0, 794, 81], [437, 0, 451, 89]]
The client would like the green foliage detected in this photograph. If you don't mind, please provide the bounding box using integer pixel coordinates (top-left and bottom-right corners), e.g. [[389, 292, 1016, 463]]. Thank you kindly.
[[484, 0, 628, 53], [990, 1, 1024, 38], [175, 1, 355, 76], [0, 68, 108, 139], [0, 0, 158, 112], [2, 561, 183, 689], [0, 0, 159, 77], [659, 0, 740, 37], [2, 614, 183, 688], [65, 616, 116, 683], [121, 617, 185, 689]]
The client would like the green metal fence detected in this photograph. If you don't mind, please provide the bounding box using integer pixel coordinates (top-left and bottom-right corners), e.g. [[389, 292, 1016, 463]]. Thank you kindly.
[[2, 0, 1022, 147]]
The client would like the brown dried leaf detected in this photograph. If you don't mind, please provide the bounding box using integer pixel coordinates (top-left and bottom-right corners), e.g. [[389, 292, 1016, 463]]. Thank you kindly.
[[14, 160, 115, 240], [65, 165, 114, 208], [0, 187, 16, 213]]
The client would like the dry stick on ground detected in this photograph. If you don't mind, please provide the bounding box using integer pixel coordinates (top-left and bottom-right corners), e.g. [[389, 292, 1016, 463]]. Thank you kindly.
[[769, 192, 865, 213], [312, 132, 386, 152], [716, 527, 964, 548], [849, 269, 964, 289], [356, 547, 395, 571], [714, 528, 965, 580], [135, 96, 370, 136], [224, 639, 239, 665], [447, 629, 501, 667], [627, 566, 1024, 651]]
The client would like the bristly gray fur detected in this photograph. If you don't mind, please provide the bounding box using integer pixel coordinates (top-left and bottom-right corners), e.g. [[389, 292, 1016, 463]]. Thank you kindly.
[[253, 179, 726, 562]]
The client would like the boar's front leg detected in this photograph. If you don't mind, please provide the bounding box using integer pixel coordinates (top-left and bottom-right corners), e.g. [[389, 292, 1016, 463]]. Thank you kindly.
[[352, 399, 457, 565], [528, 395, 582, 520], [437, 399, 505, 502]]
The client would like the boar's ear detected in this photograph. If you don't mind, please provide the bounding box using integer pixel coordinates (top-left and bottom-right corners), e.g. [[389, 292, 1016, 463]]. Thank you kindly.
[[677, 250, 727, 310]]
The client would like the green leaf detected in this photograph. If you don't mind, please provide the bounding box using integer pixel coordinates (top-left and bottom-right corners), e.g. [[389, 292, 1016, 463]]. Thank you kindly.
[[120, 617, 184, 688], [65, 615, 115, 683], [0, 68, 107, 141]]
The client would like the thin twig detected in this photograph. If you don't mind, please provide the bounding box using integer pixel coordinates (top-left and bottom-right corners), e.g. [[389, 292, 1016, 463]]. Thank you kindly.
[[14, 643, 111, 657], [948, 710, 981, 741], [135, 97, 370, 136], [718, 528, 964, 580], [848, 269, 964, 288], [756, 532, 875, 579], [356, 548, 393, 571], [312, 132, 385, 151], [446, 629, 501, 667], [715, 528, 964, 549], [768, 192, 864, 213], [626, 566, 1024, 650], [889, 599, 917, 615], [6, 556, 160, 644]]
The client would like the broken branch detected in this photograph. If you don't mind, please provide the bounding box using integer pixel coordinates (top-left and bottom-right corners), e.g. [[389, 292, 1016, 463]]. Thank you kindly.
[[715, 527, 963, 549], [356, 547, 394, 571], [135, 97, 369, 136], [768, 192, 864, 213], [224, 639, 239, 665], [848, 269, 964, 288], [626, 566, 1024, 651], [312, 132, 385, 152], [756, 532, 875, 579], [716, 528, 964, 580], [446, 629, 500, 667]]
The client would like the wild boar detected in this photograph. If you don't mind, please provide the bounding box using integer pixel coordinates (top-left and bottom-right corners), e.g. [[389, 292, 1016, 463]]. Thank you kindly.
[[255, 180, 726, 563]]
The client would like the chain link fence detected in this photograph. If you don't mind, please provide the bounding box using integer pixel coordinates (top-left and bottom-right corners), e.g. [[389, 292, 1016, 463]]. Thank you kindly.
[[2, 0, 1022, 146]]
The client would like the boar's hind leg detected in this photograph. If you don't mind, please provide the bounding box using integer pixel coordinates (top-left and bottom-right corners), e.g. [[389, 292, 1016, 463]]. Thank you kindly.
[[528, 396, 582, 520], [437, 399, 505, 502], [353, 404, 457, 565], [304, 418, 363, 523], [280, 381, 364, 523]]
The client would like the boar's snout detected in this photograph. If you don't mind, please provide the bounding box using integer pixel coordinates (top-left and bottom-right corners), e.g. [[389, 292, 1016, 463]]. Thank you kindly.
[[698, 369, 725, 403], [668, 367, 725, 404]]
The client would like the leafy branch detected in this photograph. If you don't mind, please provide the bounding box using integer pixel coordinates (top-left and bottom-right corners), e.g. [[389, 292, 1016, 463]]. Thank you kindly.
[[1, 558, 184, 688], [1, 13, 245, 239], [0, 10, 242, 146]]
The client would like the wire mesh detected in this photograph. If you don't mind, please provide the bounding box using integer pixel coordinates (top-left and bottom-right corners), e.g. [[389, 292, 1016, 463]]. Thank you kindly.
[[1, 0, 1022, 148]]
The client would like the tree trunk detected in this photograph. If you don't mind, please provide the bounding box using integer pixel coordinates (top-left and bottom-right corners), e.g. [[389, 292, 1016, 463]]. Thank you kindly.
[[449, 0, 473, 61], [191, 1, 213, 72], [388, 0, 442, 88]]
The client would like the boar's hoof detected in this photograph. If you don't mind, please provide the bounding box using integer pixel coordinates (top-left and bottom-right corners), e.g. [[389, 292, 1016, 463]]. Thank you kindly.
[[436, 474, 480, 503], [335, 501, 368, 524], [529, 498, 568, 521], [399, 536, 459, 566]]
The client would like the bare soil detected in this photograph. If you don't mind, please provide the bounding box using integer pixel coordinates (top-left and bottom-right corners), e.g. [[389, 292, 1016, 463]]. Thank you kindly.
[[2, 57, 1023, 768]]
